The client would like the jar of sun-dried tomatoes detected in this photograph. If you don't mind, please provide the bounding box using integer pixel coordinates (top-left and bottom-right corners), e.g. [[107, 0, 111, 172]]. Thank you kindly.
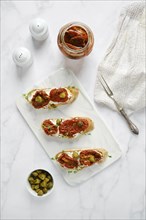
[[57, 22, 94, 59]]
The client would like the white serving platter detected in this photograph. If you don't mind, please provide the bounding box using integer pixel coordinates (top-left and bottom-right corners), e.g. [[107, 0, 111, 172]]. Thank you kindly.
[[16, 68, 122, 185]]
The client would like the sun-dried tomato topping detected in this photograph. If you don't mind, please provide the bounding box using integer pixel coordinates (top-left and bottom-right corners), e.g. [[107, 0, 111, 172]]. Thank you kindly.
[[64, 30, 78, 43], [80, 150, 102, 166], [70, 36, 86, 47], [49, 88, 68, 103], [31, 91, 50, 109], [42, 120, 58, 135], [65, 43, 82, 50], [64, 26, 88, 49], [57, 153, 78, 169], [59, 118, 89, 137]]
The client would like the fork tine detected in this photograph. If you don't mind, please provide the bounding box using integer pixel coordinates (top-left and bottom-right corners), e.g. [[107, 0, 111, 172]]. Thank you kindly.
[[98, 77, 110, 96], [98, 74, 113, 96], [100, 75, 113, 94]]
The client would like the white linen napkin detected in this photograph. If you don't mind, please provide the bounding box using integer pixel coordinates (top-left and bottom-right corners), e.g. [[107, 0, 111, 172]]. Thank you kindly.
[[94, 2, 146, 115]]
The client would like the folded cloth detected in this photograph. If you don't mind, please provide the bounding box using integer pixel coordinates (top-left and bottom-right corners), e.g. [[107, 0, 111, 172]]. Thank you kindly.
[[94, 2, 146, 115]]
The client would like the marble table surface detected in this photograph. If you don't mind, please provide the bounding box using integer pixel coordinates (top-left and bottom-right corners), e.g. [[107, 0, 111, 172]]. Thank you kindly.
[[1, 1, 145, 220]]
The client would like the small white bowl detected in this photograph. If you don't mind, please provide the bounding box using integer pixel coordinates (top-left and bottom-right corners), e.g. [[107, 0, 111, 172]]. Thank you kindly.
[[26, 168, 54, 198]]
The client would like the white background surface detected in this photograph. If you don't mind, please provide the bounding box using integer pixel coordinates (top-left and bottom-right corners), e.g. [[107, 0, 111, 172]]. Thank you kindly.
[[1, 1, 145, 220]]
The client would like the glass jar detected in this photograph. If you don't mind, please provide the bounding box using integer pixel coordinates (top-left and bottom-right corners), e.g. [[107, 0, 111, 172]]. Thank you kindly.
[[57, 22, 94, 59]]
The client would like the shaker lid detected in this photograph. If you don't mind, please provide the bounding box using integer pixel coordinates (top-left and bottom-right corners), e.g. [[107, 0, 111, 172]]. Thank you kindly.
[[29, 18, 48, 37], [12, 47, 32, 66]]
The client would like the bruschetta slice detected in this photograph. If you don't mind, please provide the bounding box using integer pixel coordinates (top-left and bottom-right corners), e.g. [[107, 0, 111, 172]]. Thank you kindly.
[[42, 117, 94, 138], [54, 148, 108, 171], [23, 86, 79, 109]]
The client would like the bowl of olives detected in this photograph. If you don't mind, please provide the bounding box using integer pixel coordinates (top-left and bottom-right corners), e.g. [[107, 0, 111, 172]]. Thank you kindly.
[[27, 169, 54, 197]]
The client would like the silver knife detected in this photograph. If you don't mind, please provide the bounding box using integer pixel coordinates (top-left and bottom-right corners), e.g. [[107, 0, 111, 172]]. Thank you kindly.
[[98, 74, 139, 135]]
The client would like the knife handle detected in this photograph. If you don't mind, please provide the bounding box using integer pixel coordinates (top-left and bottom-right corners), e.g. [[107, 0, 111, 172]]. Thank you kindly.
[[112, 98, 139, 135]]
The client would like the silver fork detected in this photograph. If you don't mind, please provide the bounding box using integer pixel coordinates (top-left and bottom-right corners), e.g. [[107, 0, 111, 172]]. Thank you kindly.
[[98, 74, 139, 135]]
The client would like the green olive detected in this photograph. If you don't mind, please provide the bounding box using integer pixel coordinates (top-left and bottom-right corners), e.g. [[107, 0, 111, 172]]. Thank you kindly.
[[30, 180, 34, 184], [28, 177, 34, 182], [40, 181, 47, 188], [34, 179, 41, 184], [36, 170, 42, 174], [43, 188, 48, 194], [37, 190, 44, 196], [89, 155, 95, 162], [32, 172, 38, 177], [35, 96, 43, 103], [28, 170, 53, 196], [44, 178, 50, 183], [72, 151, 79, 158], [35, 188, 40, 193], [47, 175, 52, 181], [34, 185, 39, 190], [38, 173, 46, 180], [47, 182, 53, 189], [31, 185, 35, 190], [56, 119, 62, 126], [59, 92, 66, 98]]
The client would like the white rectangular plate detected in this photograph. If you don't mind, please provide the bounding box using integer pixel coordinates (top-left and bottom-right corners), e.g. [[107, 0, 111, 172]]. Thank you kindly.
[[16, 68, 122, 185]]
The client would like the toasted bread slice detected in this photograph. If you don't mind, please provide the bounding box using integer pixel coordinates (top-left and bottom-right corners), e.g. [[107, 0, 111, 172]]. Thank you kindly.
[[67, 86, 79, 103], [41, 117, 94, 139], [82, 117, 94, 133], [23, 86, 79, 109], [54, 148, 108, 171]]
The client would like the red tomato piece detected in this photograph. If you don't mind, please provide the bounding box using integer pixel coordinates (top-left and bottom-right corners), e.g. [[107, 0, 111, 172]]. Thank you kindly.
[[31, 90, 50, 109], [42, 120, 58, 135], [57, 153, 78, 169], [49, 88, 68, 103], [59, 118, 89, 137]]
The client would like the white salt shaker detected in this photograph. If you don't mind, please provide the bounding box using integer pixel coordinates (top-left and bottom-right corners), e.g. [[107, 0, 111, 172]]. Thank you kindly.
[[12, 47, 33, 68], [29, 18, 48, 41]]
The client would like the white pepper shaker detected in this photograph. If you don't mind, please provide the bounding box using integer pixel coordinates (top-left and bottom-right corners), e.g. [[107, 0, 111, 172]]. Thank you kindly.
[[29, 18, 48, 41], [12, 47, 33, 68]]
